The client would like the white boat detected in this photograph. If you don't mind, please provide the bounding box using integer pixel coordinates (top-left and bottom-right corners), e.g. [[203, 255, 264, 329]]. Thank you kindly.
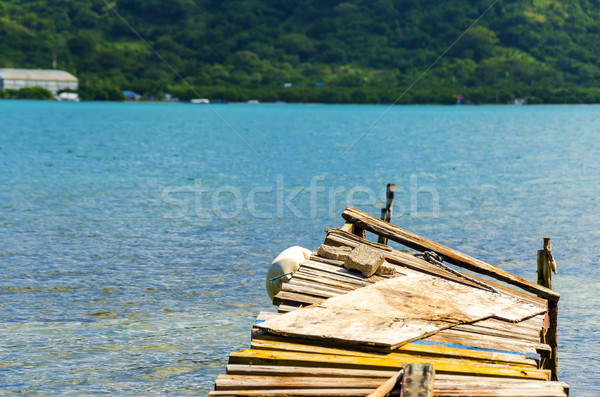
[[56, 92, 80, 102], [190, 98, 210, 104]]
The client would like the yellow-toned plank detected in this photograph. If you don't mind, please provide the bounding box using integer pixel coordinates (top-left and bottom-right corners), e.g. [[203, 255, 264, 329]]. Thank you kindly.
[[229, 349, 550, 380], [252, 334, 537, 368]]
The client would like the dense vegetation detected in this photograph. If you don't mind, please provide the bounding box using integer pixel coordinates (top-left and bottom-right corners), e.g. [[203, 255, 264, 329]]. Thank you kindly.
[[1, 0, 600, 103]]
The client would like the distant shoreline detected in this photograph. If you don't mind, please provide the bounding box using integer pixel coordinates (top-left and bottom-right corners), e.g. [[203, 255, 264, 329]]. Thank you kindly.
[[3, 98, 600, 106]]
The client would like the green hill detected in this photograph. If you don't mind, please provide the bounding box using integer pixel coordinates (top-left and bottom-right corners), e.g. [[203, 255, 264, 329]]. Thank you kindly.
[[1, 0, 600, 103]]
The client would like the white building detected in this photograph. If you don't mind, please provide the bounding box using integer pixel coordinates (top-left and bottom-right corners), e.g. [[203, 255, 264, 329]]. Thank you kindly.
[[0, 68, 78, 94]]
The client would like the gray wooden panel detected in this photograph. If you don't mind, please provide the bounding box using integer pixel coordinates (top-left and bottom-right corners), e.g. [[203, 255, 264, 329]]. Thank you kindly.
[[257, 272, 546, 351]]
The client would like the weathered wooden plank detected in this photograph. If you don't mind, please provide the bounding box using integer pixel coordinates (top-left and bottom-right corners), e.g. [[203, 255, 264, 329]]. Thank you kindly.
[[251, 335, 538, 367], [341, 207, 560, 302], [463, 318, 542, 340], [451, 323, 541, 343], [428, 329, 551, 355], [278, 304, 302, 313], [325, 230, 547, 308], [209, 389, 376, 397], [432, 388, 566, 397], [228, 349, 550, 380], [310, 254, 348, 267], [367, 370, 402, 397], [217, 366, 567, 396], [289, 277, 356, 293], [280, 283, 341, 299], [291, 273, 545, 344], [209, 385, 566, 397], [295, 267, 373, 287], [293, 262, 546, 343], [272, 273, 545, 354], [255, 311, 279, 322], [215, 374, 386, 390], [258, 271, 546, 351], [224, 366, 561, 387], [272, 290, 324, 307], [267, 310, 549, 353], [225, 364, 396, 378]]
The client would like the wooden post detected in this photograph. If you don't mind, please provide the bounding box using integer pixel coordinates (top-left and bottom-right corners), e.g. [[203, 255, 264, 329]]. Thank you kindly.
[[353, 225, 366, 239], [399, 364, 435, 397], [367, 364, 434, 397], [377, 183, 396, 245], [537, 237, 558, 381], [537, 237, 554, 289]]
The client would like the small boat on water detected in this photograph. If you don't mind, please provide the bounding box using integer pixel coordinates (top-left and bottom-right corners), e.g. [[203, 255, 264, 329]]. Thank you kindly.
[[210, 185, 567, 396], [55, 92, 79, 102], [190, 98, 210, 104]]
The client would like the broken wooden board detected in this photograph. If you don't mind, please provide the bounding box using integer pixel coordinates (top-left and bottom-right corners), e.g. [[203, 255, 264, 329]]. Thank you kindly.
[[257, 271, 546, 351], [341, 206, 560, 301], [228, 349, 551, 380]]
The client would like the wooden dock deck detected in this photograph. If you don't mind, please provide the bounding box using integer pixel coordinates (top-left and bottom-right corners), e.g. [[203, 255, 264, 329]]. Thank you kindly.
[[209, 204, 569, 396]]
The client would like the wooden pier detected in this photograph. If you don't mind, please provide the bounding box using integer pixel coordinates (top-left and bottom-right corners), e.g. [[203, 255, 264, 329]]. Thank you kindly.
[[210, 204, 568, 396]]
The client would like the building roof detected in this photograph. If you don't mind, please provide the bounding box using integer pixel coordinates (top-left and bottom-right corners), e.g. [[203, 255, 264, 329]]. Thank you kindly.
[[0, 68, 77, 82]]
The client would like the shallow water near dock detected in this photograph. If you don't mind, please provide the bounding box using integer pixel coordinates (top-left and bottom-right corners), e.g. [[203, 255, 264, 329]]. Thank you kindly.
[[1, 100, 599, 395]]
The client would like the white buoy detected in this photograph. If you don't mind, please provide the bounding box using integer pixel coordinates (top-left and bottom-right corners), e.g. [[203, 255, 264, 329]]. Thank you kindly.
[[266, 246, 312, 300]]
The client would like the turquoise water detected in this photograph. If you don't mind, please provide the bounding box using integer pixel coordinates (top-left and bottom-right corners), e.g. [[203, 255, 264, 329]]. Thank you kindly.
[[1, 100, 599, 395]]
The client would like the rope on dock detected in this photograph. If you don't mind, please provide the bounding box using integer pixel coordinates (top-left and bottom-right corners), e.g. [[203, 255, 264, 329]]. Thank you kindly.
[[415, 251, 500, 294], [269, 272, 294, 284]]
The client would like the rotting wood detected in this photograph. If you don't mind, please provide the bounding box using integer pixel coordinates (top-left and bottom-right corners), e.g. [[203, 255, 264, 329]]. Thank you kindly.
[[273, 290, 324, 307], [255, 315, 544, 365], [228, 349, 551, 380], [281, 283, 341, 299], [325, 229, 393, 252], [427, 329, 551, 356], [215, 374, 388, 390], [211, 205, 568, 396], [537, 238, 559, 381], [341, 207, 560, 302], [273, 288, 544, 350], [325, 229, 547, 307], [225, 364, 397, 378], [209, 388, 376, 396], [289, 277, 355, 294], [259, 271, 546, 351], [209, 385, 567, 397], [274, 256, 548, 353], [546, 300, 559, 381], [215, 367, 568, 396], [249, 337, 538, 368]]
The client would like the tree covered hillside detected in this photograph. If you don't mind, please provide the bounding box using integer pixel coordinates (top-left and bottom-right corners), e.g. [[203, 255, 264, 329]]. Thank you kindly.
[[1, 0, 600, 103]]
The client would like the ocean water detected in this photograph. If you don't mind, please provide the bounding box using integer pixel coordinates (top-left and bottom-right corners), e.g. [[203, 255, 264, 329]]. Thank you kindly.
[[1, 100, 598, 395]]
